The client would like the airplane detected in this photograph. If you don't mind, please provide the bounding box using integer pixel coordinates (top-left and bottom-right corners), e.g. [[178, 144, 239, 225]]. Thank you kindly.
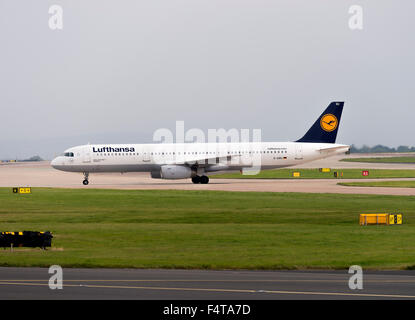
[[51, 102, 349, 185]]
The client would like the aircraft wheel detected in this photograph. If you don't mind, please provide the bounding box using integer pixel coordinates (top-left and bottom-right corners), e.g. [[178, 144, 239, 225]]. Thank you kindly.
[[200, 175, 209, 184], [192, 176, 201, 184], [82, 179, 89, 185]]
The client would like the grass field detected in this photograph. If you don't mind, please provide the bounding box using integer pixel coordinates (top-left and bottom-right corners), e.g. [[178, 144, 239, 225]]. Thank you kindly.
[[212, 168, 415, 179], [1, 187, 415, 270], [339, 181, 415, 188], [340, 157, 415, 164]]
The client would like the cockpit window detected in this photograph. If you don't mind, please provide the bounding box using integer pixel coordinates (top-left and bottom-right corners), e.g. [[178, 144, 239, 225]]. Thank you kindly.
[[62, 152, 74, 157]]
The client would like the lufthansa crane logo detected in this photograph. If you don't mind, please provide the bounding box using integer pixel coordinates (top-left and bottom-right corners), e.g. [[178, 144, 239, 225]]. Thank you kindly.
[[320, 114, 338, 132]]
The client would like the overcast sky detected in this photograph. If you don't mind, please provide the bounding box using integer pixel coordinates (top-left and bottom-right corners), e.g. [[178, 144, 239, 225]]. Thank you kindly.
[[1, 1, 414, 159]]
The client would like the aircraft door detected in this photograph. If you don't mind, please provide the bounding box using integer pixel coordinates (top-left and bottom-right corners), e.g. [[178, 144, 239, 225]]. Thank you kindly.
[[82, 146, 92, 163], [142, 148, 151, 162], [295, 145, 303, 160]]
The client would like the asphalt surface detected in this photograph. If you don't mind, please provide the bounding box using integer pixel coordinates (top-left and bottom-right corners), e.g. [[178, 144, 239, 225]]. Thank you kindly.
[[1, 267, 415, 300]]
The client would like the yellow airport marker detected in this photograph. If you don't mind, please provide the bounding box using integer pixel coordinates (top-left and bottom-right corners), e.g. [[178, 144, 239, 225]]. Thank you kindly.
[[388, 214, 402, 225], [12, 187, 32, 194]]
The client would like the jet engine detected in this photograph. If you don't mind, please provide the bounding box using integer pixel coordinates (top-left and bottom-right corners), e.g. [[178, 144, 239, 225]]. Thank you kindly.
[[160, 165, 193, 179]]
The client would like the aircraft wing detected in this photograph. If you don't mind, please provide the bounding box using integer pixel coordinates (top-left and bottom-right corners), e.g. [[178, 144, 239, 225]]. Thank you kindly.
[[163, 154, 243, 167]]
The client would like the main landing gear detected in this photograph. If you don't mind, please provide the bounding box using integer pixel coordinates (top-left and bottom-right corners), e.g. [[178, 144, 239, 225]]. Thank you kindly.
[[82, 172, 89, 185], [192, 175, 209, 184]]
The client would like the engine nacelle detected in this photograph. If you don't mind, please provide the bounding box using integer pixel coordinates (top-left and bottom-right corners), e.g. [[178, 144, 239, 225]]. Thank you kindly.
[[160, 165, 192, 179]]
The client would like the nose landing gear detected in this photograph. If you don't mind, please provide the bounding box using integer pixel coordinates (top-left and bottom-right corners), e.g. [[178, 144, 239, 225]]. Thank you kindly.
[[82, 172, 89, 185]]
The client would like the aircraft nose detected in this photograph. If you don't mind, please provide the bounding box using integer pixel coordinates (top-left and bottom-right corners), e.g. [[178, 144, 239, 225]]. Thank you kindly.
[[51, 157, 62, 169]]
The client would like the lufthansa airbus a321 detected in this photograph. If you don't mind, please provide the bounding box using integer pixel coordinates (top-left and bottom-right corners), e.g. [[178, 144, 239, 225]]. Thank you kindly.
[[51, 102, 350, 185]]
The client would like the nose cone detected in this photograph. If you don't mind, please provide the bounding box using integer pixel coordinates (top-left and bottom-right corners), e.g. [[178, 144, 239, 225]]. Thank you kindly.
[[51, 157, 63, 170]]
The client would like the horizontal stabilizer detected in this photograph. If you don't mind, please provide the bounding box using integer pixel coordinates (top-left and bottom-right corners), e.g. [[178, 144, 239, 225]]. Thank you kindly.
[[317, 145, 350, 152]]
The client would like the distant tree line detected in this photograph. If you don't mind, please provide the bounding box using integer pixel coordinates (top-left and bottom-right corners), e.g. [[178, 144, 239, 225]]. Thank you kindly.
[[22, 155, 44, 161], [350, 144, 415, 153], [1, 155, 43, 162]]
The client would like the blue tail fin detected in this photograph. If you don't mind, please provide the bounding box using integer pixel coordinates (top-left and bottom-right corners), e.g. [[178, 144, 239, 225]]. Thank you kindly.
[[296, 102, 344, 143]]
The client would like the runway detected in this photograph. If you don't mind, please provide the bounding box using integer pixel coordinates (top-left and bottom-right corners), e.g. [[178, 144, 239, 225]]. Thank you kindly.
[[0, 267, 415, 300], [1, 154, 415, 195]]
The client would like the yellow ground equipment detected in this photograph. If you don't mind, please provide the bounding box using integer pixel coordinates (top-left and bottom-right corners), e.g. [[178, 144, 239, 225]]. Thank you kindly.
[[359, 213, 402, 226]]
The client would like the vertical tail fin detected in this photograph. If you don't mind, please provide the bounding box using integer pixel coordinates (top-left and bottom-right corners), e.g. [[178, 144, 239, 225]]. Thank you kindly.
[[296, 102, 344, 143]]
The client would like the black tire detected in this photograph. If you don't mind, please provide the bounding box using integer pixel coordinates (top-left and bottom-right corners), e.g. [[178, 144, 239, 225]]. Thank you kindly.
[[200, 175, 209, 184], [82, 179, 89, 185], [191, 176, 201, 184]]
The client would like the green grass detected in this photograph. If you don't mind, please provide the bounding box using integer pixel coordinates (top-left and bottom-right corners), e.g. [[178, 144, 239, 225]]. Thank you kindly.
[[212, 168, 415, 179], [1, 188, 415, 270], [339, 181, 415, 188], [341, 157, 415, 163]]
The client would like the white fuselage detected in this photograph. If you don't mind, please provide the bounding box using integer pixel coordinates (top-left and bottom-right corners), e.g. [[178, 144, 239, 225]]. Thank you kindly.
[[51, 142, 350, 177]]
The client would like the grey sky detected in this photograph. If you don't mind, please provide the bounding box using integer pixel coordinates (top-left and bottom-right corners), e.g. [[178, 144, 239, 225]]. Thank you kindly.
[[1, 1, 414, 159]]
